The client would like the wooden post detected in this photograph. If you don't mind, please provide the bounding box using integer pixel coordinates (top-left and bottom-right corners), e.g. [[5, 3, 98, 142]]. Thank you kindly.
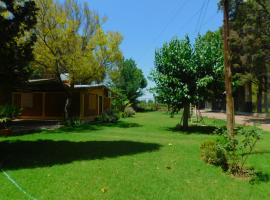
[[223, 0, 235, 137]]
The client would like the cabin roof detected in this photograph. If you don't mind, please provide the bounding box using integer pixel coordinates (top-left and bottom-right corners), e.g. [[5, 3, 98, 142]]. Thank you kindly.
[[14, 79, 110, 92]]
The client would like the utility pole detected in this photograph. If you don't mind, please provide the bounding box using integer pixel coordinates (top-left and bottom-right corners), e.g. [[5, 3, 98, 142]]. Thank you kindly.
[[223, 0, 235, 137]]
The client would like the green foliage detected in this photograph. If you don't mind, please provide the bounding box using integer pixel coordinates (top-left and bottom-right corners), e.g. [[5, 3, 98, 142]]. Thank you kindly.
[[33, 0, 122, 120], [96, 110, 120, 123], [0, 105, 21, 119], [111, 87, 129, 112], [123, 106, 136, 118], [110, 58, 147, 108], [152, 33, 224, 127], [216, 126, 262, 175], [137, 100, 159, 112], [0, 0, 37, 91], [229, 0, 270, 112], [0, 105, 21, 128], [33, 0, 123, 85], [63, 118, 83, 128], [200, 140, 228, 169], [152, 36, 195, 113], [203, 123, 263, 176], [194, 31, 224, 101]]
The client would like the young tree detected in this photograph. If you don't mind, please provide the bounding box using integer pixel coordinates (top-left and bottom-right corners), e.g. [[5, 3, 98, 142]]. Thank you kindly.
[[111, 58, 147, 109], [152, 37, 195, 128], [33, 0, 123, 120], [0, 0, 37, 104], [152, 34, 224, 128]]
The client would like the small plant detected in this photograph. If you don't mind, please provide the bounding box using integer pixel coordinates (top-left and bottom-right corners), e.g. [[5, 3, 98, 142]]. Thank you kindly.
[[0, 105, 21, 129], [123, 106, 136, 118], [96, 110, 120, 123], [219, 126, 262, 176], [64, 118, 84, 128], [200, 140, 228, 170], [202, 126, 262, 177]]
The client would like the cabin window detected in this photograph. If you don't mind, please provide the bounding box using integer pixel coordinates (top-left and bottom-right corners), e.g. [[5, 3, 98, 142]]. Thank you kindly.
[[21, 93, 33, 108]]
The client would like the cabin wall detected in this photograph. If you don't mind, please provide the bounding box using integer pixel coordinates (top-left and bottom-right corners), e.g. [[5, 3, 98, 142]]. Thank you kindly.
[[12, 87, 111, 121]]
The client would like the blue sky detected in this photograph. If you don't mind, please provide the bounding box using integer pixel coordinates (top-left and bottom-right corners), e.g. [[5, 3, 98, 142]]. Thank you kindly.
[[87, 0, 223, 99]]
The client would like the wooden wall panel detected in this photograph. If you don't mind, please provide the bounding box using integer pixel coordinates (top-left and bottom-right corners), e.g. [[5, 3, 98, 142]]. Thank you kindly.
[[21, 93, 43, 116], [84, 94, 98, 116], [45, 93, 66, 117]]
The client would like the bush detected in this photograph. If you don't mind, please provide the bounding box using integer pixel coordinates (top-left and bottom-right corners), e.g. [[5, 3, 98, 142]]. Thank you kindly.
[[0, 105, 21, 129], [217, 126, 262, 175], [63, 118, 84, 128], [202, 126, 262, 177], [200, 140, 228, 170], [123, 106, 136, 118], [96, 110, 120, 123]]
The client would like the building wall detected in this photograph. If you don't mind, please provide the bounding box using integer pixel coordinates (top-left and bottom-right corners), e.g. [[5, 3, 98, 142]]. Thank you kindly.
[[12, 87, 111, 120]]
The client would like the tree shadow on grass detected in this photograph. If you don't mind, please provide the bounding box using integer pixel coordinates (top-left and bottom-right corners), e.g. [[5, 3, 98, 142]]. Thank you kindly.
[[51, 121, 142, 133], [0, 140, 161, 170], [167, 125, 217, 135], [3, 120, 142, 137], [250, 171, 270, 184]]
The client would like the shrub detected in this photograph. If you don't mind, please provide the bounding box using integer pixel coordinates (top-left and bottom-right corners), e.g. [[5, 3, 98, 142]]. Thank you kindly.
[[200, 140, 228, 170], [64, 118, 83, 128], [217, 126, 262, 176], [202, 126, 262, 177], [96, 110, 120, 123], [123, 106, 136, 118], [0, 105, 21, 129]]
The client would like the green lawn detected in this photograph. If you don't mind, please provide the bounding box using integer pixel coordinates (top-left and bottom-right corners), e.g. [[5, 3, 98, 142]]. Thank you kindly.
[[0, 112, 269, 200]]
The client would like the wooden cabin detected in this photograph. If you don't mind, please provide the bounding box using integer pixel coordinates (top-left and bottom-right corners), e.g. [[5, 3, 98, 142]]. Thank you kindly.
[[12, 79, 111, 121]]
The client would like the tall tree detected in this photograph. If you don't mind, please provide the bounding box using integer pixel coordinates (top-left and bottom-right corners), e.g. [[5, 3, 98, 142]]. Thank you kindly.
[[152, 34, 225, 128], [229, 0, 270, 112], [111, 58, 147, 109], [33, 0, 123, 120], [0, 0, 37, 104]]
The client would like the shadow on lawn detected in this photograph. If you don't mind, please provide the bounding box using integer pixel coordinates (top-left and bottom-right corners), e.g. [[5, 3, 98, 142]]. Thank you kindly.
[[4, 121, 142, 137], [167, 125, 217, 135], [0, 140, 161, 170], [51, 121, 142, 133], [250, 171, 270, 184]]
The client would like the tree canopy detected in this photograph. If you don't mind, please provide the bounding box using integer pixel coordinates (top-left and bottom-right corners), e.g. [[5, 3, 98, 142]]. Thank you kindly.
[[111, 58, 147, 110], [229, 0, 270, 112], [0, 0, 37, 102], [152, 33, 224, 128], [33, 0, 123, 119], [34, 0, 122, 84]]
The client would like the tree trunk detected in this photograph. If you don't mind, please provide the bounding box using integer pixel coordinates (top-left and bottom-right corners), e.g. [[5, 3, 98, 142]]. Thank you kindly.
[[64, 92, 72, 121], [182, 103, 190, 129], [257, 80, 263, 113], [223, 0, 235, 138], [264, 77, 269, 113]]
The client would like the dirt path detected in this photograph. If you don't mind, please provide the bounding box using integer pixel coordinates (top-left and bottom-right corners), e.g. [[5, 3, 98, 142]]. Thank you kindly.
[[201, 110, 270, 132]]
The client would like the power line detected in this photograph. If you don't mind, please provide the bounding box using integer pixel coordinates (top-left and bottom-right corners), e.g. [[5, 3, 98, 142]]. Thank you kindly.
[[137, 0, 190, 65], [178, 2, 207, 34], [200, 11, 220, 30], [151, 0, 190, 45], [198, 0, 210, 33], [194, 0, 208, 34]]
